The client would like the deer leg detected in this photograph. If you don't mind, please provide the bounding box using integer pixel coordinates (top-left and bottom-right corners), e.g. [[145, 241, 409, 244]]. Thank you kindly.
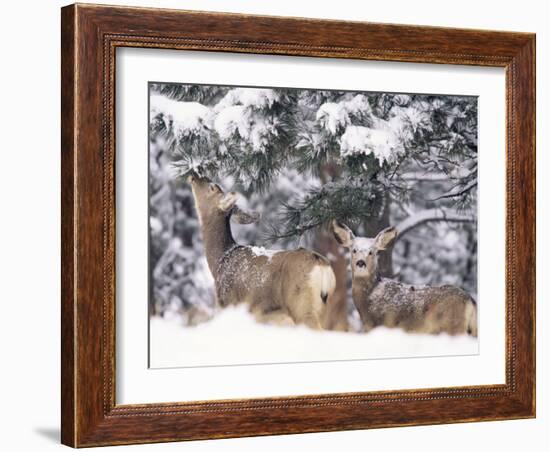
[[361, 319, 376, 333], [301, 314, 323, 330], [287, 285, 326, 330], [252, 307, 295, 327]]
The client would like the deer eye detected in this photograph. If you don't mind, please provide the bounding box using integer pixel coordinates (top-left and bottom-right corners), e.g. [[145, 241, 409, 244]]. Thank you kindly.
[[353, 249, 357, 253]]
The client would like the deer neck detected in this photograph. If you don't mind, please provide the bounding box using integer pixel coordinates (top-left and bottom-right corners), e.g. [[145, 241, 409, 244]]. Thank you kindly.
[[352, 271, 380, 301], [201, 213, 236, 279]]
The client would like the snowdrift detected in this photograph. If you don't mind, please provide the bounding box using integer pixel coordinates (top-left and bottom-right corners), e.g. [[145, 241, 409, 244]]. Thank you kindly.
[[150, 305, 478, 368]]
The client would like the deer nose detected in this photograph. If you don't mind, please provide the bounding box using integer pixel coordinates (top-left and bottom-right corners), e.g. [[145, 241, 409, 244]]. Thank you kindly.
[[356, 260, 366, 268]]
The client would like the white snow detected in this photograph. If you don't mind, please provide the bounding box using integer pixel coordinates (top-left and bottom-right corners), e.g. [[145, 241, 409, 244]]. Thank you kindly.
[[149, 89, 285, 155], [149, 89, 281, 154], [390, 104, 432, 134], [150, 90, 280, 153], [353, 236, 375, 252], [339, 125, 373, 157], [150, 95, 211, 137], [149, 216, 163, 234], [249, 246, 281, 260], [316, 102, 349, 134], [149, 304, 478, 368], [213, 105, 250, 141], [344, 94, 372, 116], [316, 95, 373, 135], [316, 99, 434, 166], [246, 115, 278, 153], [340, 124, 402, 165], [213, 103, 278, 153], [215, 88, 279, 110]]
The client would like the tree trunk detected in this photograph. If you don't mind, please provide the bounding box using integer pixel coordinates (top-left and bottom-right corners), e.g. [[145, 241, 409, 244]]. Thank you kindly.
[[364, 193, 393, 277], [316, 162, 349, 331], [315, 229, 349, 331]]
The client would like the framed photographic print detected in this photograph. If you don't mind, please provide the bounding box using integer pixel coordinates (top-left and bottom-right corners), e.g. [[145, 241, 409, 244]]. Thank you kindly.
[[61, 3, 536, 447]]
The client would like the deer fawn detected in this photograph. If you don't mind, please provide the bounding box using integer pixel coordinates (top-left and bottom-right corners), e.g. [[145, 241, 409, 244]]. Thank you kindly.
[[332, 221, 477, 336], [189, 175, 336, 329]]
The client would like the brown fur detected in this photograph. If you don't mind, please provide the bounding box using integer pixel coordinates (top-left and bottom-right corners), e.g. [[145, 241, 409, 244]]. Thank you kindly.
[[217, 247, 333, 329], [353, 278, 477, 336], [190, 176, 336, 329], [333, 221, 477, 336]]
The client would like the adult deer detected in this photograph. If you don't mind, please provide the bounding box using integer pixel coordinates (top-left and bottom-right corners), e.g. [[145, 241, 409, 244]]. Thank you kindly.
[[332, 221, 477, 336], [189, 175, 336, 329]]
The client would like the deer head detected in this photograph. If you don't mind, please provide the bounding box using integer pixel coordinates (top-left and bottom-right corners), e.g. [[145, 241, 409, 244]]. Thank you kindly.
[[188, 175, 260, 226], [332, 220, 397, 279], [188, 175, 260, 278]]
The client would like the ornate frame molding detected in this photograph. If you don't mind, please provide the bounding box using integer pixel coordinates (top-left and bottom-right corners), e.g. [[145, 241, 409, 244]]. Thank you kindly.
[[61, 4, 535, 447]]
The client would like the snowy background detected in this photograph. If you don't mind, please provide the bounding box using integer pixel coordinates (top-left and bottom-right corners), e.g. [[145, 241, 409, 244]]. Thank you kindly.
[[148, 83, 478, 366]]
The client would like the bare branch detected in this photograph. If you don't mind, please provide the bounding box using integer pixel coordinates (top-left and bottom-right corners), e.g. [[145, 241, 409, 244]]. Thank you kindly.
[[399, 172, 450, 182], [395, 208, 475, 240], [429, 180, 477, 201]]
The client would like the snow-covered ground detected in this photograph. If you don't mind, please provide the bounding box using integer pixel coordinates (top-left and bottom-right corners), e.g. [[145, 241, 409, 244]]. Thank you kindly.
[[149, 305, 478, 368]]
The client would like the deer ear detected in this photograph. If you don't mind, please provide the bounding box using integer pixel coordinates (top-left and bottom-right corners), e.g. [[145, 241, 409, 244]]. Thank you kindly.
[[218, 192, 238, 213], [332, 220, 354, 247], [231, 205, 261, 224], [374, 226, 398, 250]]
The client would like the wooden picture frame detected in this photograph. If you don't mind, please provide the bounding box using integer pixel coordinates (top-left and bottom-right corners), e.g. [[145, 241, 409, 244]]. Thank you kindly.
[[61, 3, 535, 447]]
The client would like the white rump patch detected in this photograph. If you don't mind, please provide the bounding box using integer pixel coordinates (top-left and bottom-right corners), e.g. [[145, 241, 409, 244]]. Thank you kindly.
[[309, 265, 336, 298]]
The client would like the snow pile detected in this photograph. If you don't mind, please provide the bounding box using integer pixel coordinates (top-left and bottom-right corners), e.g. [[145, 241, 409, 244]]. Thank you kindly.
[[250, 246, 281, 260], [340, 123, 402, 165], [390, 104, 432, 135], [340, 126, 372, 157], [151, 89, 281, 153], [317, 98, 433, 166], [150, 304, 478, 368], [213, 109, 278, 153], [213, 89, 280, 153], [316, 95, 373, 135], [216, 88, 279, 110], [150, 95, 211, 137], [339, 104, 431, 165], [344, 94, 372, 117], [214, 105, 250, 140], [316, 102, 349, 134]]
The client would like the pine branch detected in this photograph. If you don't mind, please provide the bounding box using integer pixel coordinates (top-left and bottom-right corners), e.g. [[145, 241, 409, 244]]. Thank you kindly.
[[429, 179, 477, 201], [266, 179, 384, 241]]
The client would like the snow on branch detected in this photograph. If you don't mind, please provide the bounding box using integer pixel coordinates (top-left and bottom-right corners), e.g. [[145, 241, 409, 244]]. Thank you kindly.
[[395, 208, 475, 239], [340, 124, 402, 165], [150, 94, 212, 137], [399, 172, 451, 182]]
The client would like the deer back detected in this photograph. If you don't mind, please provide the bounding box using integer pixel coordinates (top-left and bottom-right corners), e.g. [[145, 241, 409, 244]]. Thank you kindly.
[[355, 278, 476, 335], [216, 246, 335, 328]]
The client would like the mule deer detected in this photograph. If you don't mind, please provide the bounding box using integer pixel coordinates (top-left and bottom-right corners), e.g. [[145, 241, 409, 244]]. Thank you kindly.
[[189, 175, 336, 329], [332, 221, 477, 336]]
